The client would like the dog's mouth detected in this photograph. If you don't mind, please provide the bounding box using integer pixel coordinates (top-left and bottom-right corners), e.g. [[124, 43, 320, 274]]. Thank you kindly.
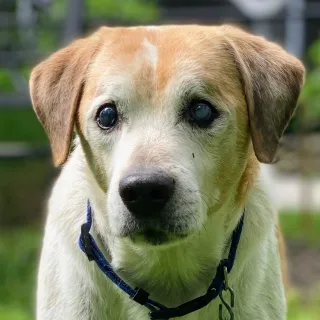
[[130, 229, 188, 246]]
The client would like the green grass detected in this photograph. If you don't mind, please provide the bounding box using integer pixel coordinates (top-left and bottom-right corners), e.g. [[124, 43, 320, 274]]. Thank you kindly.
[[280, 212, 320, 246], [287, 288, 320, 320], [0, 109, 47, 142], [0, 229, 41, 320], [0, 306, 31, 320], [0, 214, 319, 320], [0, 158, 55, 227]]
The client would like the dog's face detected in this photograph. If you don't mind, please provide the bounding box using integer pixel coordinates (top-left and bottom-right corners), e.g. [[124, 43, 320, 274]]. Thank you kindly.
[[79, 27, 249, 244], [30, 25, 304, 246]]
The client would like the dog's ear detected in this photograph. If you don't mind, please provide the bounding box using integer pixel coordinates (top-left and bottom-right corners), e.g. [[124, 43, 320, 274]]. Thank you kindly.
[[224, 26, 305, 163], [29, 35, 100, 166]]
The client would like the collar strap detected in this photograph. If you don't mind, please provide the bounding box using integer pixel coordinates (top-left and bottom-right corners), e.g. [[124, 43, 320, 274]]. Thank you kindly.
[[79, 201, 245, 319]]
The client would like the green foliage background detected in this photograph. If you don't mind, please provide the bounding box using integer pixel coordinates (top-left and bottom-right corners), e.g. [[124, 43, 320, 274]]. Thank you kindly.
[[299, 39, 320, 130]]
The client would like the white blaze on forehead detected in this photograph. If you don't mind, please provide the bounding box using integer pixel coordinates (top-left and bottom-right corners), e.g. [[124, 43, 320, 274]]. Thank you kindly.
[[142, 38, 158, 71], [145, 26, 161, 31]]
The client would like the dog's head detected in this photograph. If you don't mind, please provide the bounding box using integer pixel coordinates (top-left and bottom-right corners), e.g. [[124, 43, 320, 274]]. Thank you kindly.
[[30, 25, 304, 246]]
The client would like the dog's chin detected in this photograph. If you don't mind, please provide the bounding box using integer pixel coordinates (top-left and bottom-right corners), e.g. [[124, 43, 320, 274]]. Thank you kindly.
[[129, 229, 189, 247]]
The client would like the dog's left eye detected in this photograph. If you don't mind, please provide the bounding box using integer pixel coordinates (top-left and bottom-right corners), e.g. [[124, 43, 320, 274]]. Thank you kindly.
[[96, 103, 118, 130], [187, 100, 218, 128]]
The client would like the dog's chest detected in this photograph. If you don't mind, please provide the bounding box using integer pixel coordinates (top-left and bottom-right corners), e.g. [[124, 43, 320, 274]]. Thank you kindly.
[[92, 296, 266, 320], [93, 300, 221, 320], [89, 281, 242, 320], [88, 267, 266, 320]]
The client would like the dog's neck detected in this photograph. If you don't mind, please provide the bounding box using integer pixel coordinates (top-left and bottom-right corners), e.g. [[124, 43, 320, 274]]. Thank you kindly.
[[106, 213, 238, 306], [91, 205, 239, 306]]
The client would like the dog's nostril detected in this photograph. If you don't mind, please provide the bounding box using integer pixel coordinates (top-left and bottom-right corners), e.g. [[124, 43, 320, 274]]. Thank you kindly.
[[151, 186, 169, 201], [122, 188, 138, 202]]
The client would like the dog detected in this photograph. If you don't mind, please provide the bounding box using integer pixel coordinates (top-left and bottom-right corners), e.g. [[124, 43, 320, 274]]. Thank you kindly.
[[30, 25, 304, 320]]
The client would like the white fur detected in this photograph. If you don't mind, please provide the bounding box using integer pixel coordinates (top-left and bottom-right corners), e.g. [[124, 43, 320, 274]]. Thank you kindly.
[[145, 26, 161, 31], [142, 39, 158, 71]]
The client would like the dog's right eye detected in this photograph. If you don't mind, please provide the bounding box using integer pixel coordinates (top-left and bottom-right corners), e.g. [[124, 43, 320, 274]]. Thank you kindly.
[[96, 103, 118, 130], [185, 100, 219, 128]]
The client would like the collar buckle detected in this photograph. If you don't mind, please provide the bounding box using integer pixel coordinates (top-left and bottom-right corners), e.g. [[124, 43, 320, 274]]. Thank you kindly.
[[218, 265, 235, 320], [219, 286, 235, 320]]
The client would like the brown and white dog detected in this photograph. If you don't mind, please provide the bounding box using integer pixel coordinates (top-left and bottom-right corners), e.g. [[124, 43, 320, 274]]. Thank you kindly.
[[30, 25, 304, 320]]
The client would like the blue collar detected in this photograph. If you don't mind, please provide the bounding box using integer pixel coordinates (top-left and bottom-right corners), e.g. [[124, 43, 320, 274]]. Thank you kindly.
[[79, 201, 245, 320]]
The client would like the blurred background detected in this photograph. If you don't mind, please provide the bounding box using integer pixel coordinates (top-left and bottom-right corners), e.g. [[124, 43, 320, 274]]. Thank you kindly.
[[0, 0, 319, 319]]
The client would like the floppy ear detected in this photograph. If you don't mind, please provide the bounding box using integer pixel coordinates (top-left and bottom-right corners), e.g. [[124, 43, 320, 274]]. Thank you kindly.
[[29, 35, 100, 166], [224, 26, 305, 163]]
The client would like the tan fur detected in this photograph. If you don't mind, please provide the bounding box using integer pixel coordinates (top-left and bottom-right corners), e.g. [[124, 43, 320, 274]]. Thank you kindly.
[[29, 30, 104, 165], [30, 25, 304, 168], [236, 147, 260, 206], [223, 26, 305, 163]]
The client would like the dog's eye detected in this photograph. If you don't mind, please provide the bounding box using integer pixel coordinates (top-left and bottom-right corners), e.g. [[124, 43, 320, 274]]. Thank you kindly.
[[187, 100, 218, 128], [96, 103, 118, 129]]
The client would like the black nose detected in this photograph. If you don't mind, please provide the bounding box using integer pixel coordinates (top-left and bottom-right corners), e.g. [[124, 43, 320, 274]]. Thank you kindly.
[[119, 168, 175, 217]]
